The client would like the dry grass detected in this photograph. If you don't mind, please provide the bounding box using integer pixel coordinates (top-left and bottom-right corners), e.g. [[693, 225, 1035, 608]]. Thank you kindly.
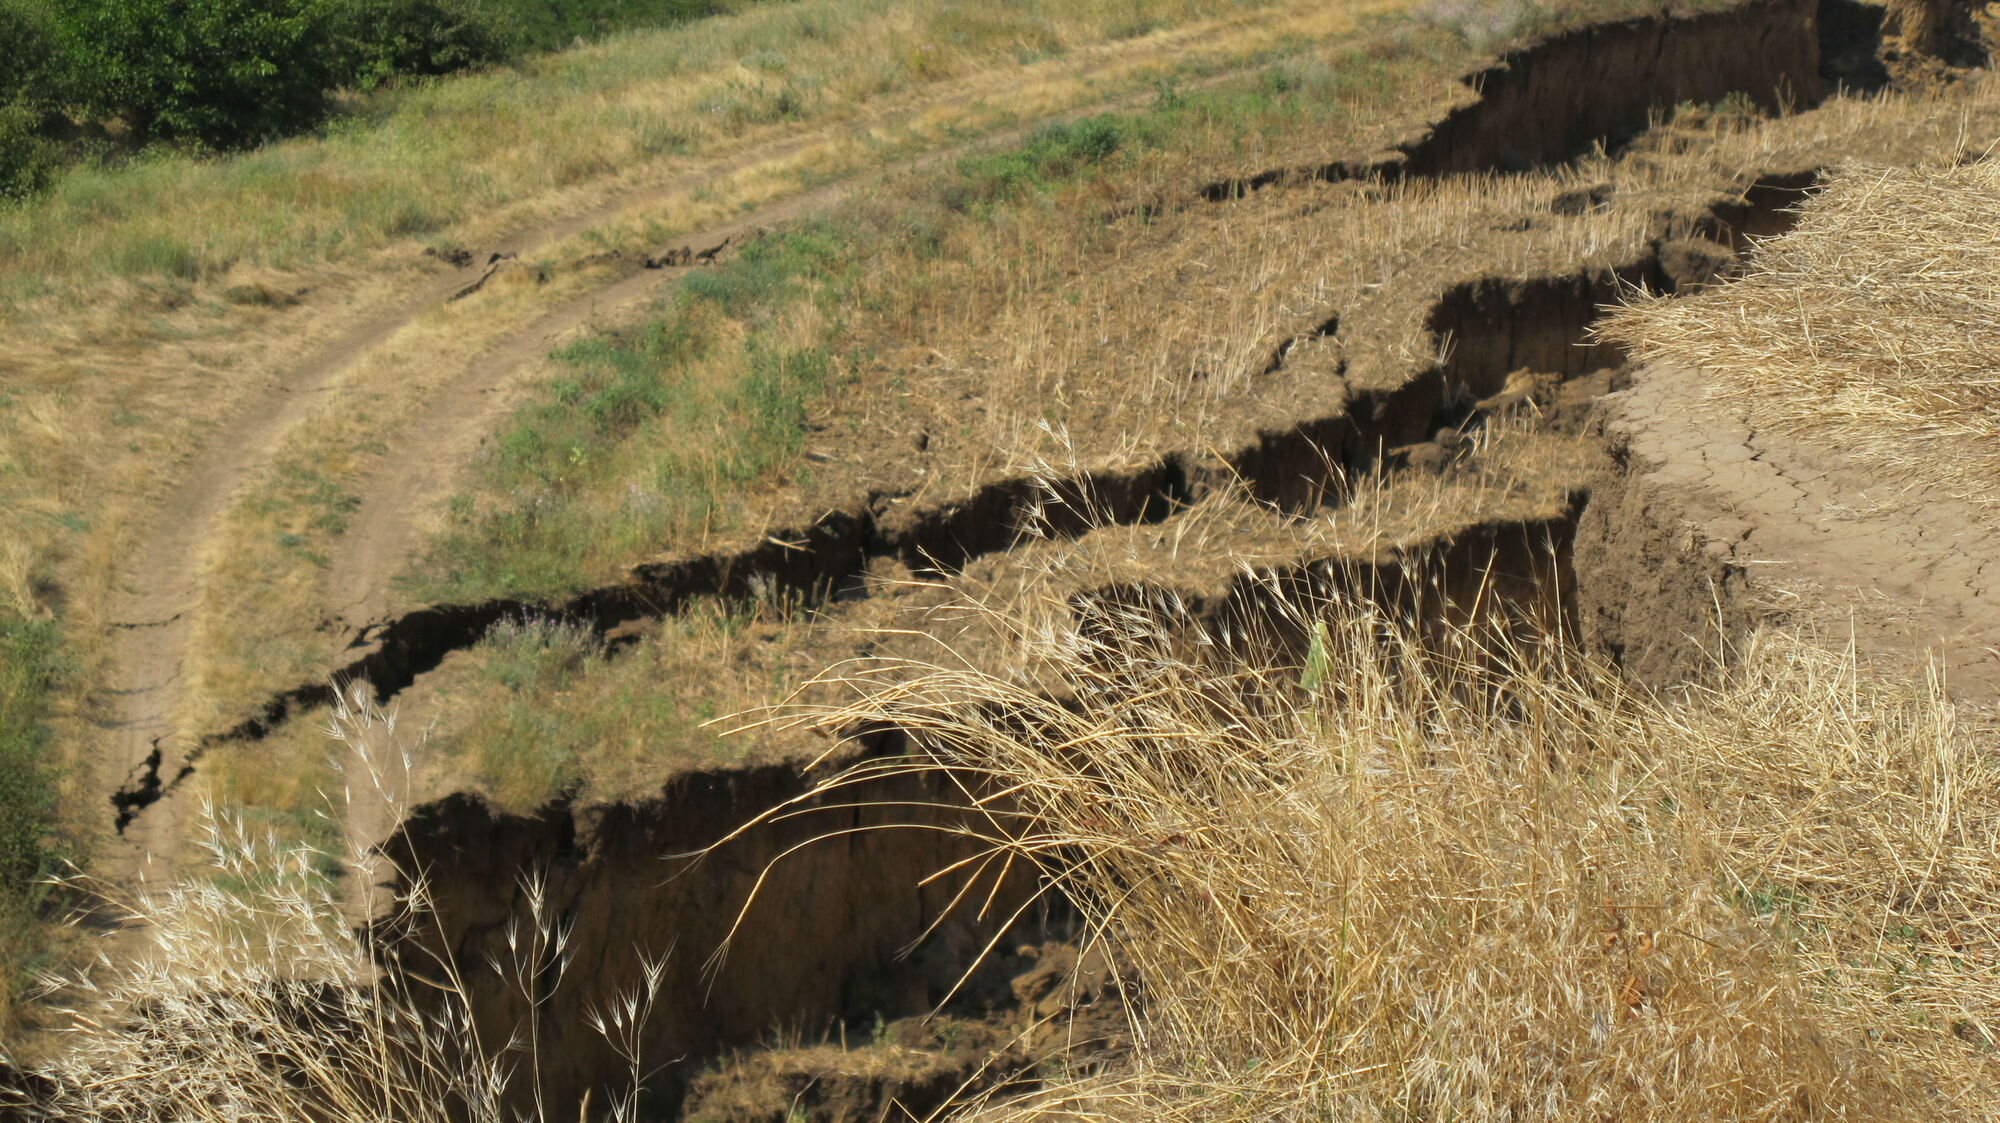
[[1600, 145, 2000, 516], [831, 87, 2000, 514], [778, 583, 2000, 1121], [2, 0, 1406, 767], [22, 697, 669, 1122]]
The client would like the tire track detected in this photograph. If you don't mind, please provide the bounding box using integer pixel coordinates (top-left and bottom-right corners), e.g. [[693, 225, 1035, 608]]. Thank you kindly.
[[90, 30, 1358, 902]]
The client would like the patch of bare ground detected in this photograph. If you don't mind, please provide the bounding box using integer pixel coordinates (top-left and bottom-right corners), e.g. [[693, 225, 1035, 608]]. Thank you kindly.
[[1584, 361, 2000, 697], [1584, 130, 2000, 699]]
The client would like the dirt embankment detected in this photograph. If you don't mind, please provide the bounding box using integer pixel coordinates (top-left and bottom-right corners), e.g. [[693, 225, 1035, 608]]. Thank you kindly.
[[386, 748, 1036, 1116], [1201, 0, 1821, 197], [367, 171, 1829, 1119], [1403, 0, 1820, 175], [97, 3, 1877, 1114]]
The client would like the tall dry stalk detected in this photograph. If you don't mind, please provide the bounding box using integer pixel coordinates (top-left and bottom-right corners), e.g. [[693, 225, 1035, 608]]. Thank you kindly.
[[16, 688, 665, 1122], [779, 580, 2000, 1121]]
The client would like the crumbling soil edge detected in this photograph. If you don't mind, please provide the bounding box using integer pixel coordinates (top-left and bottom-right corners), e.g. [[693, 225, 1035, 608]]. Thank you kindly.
[[1198, 0, 1821, 200], [121, 166, 1822, 828]]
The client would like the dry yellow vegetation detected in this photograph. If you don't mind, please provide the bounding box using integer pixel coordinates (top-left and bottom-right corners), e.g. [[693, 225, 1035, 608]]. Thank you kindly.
[[1603, 155, 2000, 517], [808, 596, 2000, 1121]]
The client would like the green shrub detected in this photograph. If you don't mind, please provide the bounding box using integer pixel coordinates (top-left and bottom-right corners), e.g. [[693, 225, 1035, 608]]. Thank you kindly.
[[0, 0, 60, 108], [0, 0, 65, 202], [952, 114, 1125, 209], [335, 0, 513, 89], [57, 0, 345, 147], [0, 104, 59, 203]]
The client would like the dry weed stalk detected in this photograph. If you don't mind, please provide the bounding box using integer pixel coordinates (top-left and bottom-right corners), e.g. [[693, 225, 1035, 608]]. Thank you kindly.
[[18, 689, 665, 1123], [769, 580, 2000, 1121]]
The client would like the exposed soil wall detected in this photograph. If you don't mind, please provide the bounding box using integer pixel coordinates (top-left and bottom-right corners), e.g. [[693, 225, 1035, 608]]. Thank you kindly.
[[384, 752, 1034, 1116], [1568, 441, 1767, 691], [1403, 0, 1822, 175], [1070, 512, 1582, 689], [1200, 0, 1821, 198]]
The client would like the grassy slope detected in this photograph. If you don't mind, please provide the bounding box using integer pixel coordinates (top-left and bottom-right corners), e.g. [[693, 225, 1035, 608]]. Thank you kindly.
[[402, 52, 1467, 606], [190, 10, 1501, 815], [0, 0, 1762, 1034], [169, 0, 1431, 734], [818, 605, 2000, 1119], [206, 0, 1795, 810], [0, 0, 1278, 308]]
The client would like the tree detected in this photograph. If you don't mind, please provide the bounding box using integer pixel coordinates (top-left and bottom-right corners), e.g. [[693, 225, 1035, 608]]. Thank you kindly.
[[56, 0, 344, 147], [0, 0, 61, 200], [335, 0, 513, 90], [0, 0, 60, 109]]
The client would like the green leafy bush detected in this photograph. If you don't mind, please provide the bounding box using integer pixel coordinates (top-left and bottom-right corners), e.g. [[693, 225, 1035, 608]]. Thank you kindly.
[[0, 1, 60, 107], [57, 0, 345, 146], [335, 0, 512, 89], [0, 0, 61, 201], [0, 104, 58, 203]]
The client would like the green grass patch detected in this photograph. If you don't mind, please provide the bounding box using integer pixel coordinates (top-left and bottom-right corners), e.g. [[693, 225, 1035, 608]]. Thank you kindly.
[[441, 604, 805, 808], [406, 223, 851, 604], [0, 610, 69, 1023]]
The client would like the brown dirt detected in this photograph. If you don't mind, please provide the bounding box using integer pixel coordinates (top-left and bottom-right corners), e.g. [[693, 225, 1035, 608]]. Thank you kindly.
[[1580, 361, 2000, 700]]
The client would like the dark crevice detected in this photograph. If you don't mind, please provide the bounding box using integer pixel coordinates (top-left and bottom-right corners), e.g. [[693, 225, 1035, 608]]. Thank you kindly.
[[1196, 0, 1821, 201], [110, 743, 164, 834], [111, 32, 1830, 833], [1260, 313, 1341, 376]]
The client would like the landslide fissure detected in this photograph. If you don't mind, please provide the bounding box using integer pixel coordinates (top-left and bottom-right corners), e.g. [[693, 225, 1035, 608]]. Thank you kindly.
[[108, 0, 1840, 831], [348, 164, 1825, 1120], [1198, 0, 1821, 200], [96, 16, 1843, 1115], [114, 159, 1823, 837]]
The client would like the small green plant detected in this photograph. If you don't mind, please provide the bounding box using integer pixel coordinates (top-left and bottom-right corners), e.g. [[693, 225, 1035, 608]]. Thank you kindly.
[[952, 114, 1126, 209], [1299, 618, 1335, 696]]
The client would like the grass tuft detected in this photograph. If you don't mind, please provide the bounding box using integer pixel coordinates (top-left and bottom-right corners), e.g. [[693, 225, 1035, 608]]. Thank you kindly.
[[785, 587, 2000, 1120], [0, 609, 65, 1029]]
